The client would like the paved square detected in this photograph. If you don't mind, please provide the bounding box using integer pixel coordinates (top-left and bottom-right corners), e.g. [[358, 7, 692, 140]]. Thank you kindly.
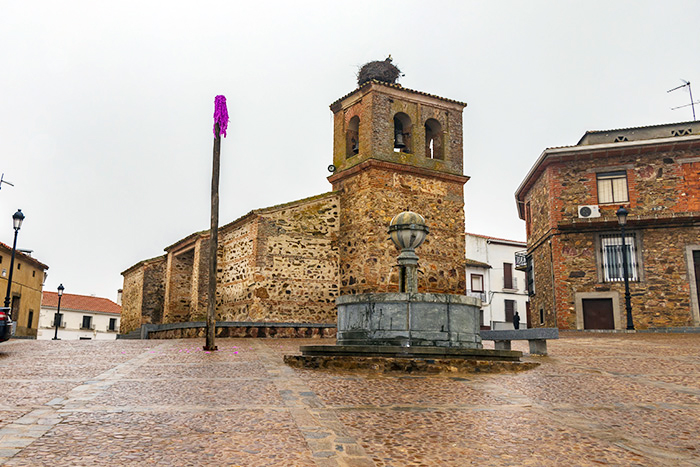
[[0, 333, 698, 466]]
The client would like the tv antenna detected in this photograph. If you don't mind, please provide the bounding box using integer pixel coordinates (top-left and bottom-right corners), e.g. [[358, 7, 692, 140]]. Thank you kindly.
[[668, 80, 699, 121], [0, 173, 14, 191]]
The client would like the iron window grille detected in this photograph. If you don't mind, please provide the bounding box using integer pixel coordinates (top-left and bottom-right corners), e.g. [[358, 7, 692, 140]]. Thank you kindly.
[[600, 233, 639, 282]]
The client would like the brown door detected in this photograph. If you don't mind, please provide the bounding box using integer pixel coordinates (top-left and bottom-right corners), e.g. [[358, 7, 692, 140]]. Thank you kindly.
[[504, 299, 515, 322], [525, 301, 531, 328], [582, 298, 614, 330]]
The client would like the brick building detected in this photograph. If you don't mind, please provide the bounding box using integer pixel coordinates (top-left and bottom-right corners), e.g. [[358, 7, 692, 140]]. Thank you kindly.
[[515, 121, 700, 330], [120, 76, 470, 334]]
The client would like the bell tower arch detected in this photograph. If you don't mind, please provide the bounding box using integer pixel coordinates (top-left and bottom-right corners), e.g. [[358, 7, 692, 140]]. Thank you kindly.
[[328, 61, 469, 296]]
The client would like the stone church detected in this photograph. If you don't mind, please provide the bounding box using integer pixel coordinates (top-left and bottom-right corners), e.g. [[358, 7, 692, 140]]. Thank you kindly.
[[120, 61, 470, 334]]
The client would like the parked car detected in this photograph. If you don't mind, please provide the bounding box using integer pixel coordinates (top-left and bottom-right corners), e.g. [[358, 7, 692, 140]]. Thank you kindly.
[[0, 307, 13, 342]]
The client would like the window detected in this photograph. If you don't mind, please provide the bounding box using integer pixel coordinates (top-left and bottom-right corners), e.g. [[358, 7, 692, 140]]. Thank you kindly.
[[346, 116, 360, 158], [393, 112, 412, 153], [525, 255, 535, 296], [600, 233, 639, 282], [81, 316, 93, 330], [597, 171, 629, 204], [539, 308, 545, 325], [503, 263, 514, 289], [27, 310, 34, 329], [109, 318, 117, 331], [505, 299, 516, 322], [470, 274, 484, 293], [424, 118, 443, 160]]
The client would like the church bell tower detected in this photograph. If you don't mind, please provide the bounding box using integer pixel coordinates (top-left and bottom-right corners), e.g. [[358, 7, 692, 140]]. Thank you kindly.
[[328, 58, 469, 296]]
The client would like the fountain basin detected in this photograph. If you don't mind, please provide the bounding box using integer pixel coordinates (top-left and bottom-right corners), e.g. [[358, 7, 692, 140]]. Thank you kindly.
[[336, 293, 482, 349]]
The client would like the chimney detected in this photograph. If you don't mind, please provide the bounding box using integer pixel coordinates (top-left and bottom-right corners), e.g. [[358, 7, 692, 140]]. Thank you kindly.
[[117, 289, 123, 305]]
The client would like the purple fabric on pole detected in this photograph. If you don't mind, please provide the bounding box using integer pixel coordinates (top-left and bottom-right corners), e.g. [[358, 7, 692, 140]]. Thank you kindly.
[[213, 95, 229, 138]]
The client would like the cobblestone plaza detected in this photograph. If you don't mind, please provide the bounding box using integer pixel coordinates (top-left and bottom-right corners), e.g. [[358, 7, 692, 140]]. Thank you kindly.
[[0, 333, 698, 466]]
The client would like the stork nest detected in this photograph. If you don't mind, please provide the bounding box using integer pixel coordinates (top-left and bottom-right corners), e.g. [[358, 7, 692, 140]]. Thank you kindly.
[[357, 57, 402, 86]]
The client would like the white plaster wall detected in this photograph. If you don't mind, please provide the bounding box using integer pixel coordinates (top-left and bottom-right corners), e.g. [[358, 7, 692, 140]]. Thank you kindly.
[[466, 234, 528, 329], [37, 307, 120, 340]]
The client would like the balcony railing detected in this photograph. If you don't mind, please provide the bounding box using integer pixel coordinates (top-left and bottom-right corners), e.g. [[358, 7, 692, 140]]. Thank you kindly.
[[515, 250, 528, 271], [466, 290, 487, 302]]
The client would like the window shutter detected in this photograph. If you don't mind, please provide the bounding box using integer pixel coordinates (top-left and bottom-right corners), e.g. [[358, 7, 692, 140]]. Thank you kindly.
[[504, 263, 513, 289]]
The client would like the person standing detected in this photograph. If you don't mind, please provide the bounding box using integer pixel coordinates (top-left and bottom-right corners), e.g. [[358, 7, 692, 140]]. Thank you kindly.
[[513, 311, 521, 330]]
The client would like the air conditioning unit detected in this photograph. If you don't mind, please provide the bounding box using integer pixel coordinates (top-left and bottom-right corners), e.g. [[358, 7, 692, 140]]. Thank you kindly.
[[578, 205, 601, 219], [90, 324, 96, 330]]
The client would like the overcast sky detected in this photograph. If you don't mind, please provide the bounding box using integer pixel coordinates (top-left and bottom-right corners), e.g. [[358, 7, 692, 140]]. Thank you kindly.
[[2, 1, 699, 300]]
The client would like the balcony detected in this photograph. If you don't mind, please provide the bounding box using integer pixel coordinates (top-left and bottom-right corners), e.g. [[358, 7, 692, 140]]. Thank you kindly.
[[515, 250, 528, 271], [466, 290, 487, 302]]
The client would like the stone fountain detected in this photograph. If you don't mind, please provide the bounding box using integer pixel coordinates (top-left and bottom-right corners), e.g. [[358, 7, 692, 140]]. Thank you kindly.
[[285, 212, 535, 373]]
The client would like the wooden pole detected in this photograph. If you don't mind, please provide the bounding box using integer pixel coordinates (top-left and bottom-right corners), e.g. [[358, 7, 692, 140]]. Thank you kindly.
[[204, 123, 221, 351]]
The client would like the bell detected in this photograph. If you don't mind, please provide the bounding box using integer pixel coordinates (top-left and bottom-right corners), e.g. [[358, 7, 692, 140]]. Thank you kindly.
[[394, 131, 406, 149], [352, 138, 359, 154]]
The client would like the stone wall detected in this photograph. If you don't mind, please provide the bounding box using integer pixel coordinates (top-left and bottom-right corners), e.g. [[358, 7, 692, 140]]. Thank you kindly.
[[148, 324, 336, 340], [524, 169, 553, 246], [161, 235, 210, 324], [142, 257, 166, 325], [120, 256, 165, 334], [527, 239, 557, 328], [217, 193, 340, 323], [332, 161, 467, 296], [218, 219, 256, 319], [190, 238, 210, 322], [546, 147, 700, 226], [331, 82, 465, 176], [548, 227, 700, 329], [120, 266, 144, 334], [523, 142, 700, 329], [166, 247, 195, 322]]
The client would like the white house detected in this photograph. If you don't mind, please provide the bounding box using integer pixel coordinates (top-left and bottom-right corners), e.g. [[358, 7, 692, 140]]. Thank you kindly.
[[465, 233, 528, 330], [37, 291, 121, 340]]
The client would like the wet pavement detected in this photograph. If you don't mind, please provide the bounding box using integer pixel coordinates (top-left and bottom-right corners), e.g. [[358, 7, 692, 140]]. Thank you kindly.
[[0, 332, 698, 466]]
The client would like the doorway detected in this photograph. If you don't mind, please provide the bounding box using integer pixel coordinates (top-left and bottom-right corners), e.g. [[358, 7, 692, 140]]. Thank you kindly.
[[582, 298, 615, 330]]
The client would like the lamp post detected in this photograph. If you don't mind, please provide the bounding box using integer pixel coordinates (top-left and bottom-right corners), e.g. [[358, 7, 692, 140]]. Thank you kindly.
[[3, 210, 25, 320], [52, 284, 64, 340], [616, 206, 634, 331]]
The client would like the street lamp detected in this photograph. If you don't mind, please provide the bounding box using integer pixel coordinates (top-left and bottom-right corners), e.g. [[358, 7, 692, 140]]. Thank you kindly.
[[52, 284, 64, 340], [3, 210, 25, 319], [616, 206, 634, 331]]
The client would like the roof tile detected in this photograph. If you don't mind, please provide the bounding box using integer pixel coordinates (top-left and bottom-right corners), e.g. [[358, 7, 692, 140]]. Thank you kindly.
[[42, 292, 121, 315]]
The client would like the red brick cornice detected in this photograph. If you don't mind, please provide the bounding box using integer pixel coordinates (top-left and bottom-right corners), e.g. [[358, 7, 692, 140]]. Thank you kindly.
[[527, 213, 700, 253], [556, 212, 700, 231], [328, 159, 470, 185], [515, 136, 700, 218]]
